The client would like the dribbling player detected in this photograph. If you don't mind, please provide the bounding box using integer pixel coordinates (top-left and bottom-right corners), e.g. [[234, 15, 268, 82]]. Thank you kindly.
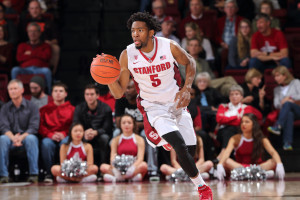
[[108, 12, 213, 200]]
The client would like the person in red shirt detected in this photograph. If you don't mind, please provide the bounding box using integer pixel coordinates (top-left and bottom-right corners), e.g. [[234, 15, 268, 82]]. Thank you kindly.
[[216, 84, 262, 159], [11, 22, 52, 94], [39, 82, 75, 183], [178, 0, 216, 40], [249, 13, 291, 72]]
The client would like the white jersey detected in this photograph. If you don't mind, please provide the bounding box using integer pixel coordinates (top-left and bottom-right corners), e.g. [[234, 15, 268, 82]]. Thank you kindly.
[[126, 37, 181, 103]]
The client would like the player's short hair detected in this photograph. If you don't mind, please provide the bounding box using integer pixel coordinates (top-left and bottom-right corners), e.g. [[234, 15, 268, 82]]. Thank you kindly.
[[27, 22, 41, 32], [229, 84, 244, 96], [8, 79, 23, 89], [84, 83, 99, 94], [127, 12, 161, 35]]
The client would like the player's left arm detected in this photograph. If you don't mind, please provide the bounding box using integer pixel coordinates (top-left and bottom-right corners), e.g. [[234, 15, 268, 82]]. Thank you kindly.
[[170, 41, 196, 108]]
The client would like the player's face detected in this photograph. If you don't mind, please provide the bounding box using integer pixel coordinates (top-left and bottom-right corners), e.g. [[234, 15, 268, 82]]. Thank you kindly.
[[125, 81, 137, 100], [251, 76, 262, 87], [187, 40, 201, 57], [84, 88, 99, 105], [185, 26, 196, 39], [120, 116, 134, 134], [189, 0, 203, 16], [71, 124, 84, 142], [260, 4, 271, 15], [274, 72, 286, 85], [28, 1, 42, 18], [152, 1, 164, 17], [240, 21, 250, 37], [30, 82, 42, 98], [131, 21, 152, 50], [229, 90, 243, 105], [52, 86, 67, 102], [27, 25, 41, 42], [224, 2, 237, 18], [256, 18, 270, 33], [241, 116, 253, 133]]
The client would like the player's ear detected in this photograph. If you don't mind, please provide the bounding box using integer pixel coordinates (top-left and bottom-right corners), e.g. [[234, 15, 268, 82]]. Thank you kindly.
[[149, 29, 155, 38]]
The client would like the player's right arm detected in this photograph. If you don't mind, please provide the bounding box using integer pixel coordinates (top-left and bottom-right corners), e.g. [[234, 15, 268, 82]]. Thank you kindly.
[[108, 50, 130, 99]]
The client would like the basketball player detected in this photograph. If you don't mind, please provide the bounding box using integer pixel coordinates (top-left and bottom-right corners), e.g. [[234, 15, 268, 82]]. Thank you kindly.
[[107, 12, 212, 199]]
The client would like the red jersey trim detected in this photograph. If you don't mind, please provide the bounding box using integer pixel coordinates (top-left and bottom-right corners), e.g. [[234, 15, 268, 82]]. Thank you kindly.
[[138, 37, 158, 63]]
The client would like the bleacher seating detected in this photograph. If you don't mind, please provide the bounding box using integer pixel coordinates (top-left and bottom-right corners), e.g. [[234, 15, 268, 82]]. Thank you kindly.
[[284, 27, 300, 78], [0, 74, 8, 102], [224, 69, 248, 85]]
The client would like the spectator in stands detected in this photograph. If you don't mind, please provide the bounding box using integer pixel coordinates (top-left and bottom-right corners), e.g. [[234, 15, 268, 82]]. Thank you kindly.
[[156, 16, 180, 44], [227, 19, 252, 69], [100, 114, 148, 182], [241, 68, 269, 115], [268, 66, 300, 150], [179, 0, 215, 40], [152, 0, 166, 24], [216, 85, 262, 158], [215, 0, 243, 49], [29, 75, 52, 109], [51, 123, 99, 183], [0, 3, 17, 45], [253, 0, 280, 13], [181, 22, 215, 65], [160, 135, 213, 179], [19, 0, 60, 75], [0, 25, 13, 74], [184, 38, 214, 78], [216, 113, 285, 180], [252, 0, 280, 32], [97, 85, 116, 113], [287, 0, 300, 27], [0, 0, 25, 14], [73, 84, 113, 166], [11, 22, 52, 94], [249, 13, 291, 71], [39, 82, 75, 183], [194, 72, 224, 134], [0, 79, 39, 183]]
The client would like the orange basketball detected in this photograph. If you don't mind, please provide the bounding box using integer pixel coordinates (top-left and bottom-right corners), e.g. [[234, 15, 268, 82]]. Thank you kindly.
[[90, 54, 121, 85]]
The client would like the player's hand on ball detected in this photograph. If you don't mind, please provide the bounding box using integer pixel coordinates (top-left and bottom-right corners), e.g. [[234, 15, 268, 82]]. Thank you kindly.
[[217, 164, 226, 181], [276, 163, 285, 180], [175, 87, 191, 109]]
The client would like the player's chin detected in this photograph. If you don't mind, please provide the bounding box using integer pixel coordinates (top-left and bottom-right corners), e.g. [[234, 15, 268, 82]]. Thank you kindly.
[[135, 45, 142, 50]]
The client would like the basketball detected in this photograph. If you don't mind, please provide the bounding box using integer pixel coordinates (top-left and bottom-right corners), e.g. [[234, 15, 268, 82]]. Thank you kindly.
[[90, 54, 121, 85]]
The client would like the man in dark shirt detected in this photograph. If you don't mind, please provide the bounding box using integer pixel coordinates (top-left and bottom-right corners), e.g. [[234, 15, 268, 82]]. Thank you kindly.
[[73, 84, 113, 165], [0, 79, 40, 183]]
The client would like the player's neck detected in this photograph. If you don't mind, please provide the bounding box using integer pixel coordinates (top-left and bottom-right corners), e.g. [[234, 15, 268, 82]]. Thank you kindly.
[[141, 38, 154, 53]]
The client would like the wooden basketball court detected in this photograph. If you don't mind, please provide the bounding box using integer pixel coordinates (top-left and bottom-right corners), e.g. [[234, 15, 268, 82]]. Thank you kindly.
[[1, 173, 300, 200]]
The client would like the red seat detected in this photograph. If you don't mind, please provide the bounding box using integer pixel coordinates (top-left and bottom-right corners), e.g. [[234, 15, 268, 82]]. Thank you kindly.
[[4, 13, 19, 24], [0, 74, 8, 102], [284, 27, 300, 77], [273, 9, 287, 28], [224, 69, 248, 84]]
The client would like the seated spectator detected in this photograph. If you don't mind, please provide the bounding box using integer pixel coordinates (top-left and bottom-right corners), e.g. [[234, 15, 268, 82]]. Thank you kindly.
[[194, 72, 224, 134], [160, 135, 213, 179], [73, 84, 113, 166], [215, 0, 243, 49], [0, 3, 17, 45], [0, 79, 39, 183], [98, 85, 116, 113], [0, 0, 25, 14], [181, 22, 215, 65], [241, 68, 269, 115], [152, 0, 166, 24], [156, 16, 180, 44], [249, 13, 291, 72], [19, 0, 60, 75], [253, 0, 280, 13], [11, 22, 52, 94], [216, 85, 262, 157], [287, 0, 300, 27], [184, 38, 214, 78], [0, 25, 13, 74], [268, 66, 300, 150], [100, 114, 148, 182], [39, 82, 75, 183], [216, 113, 285, 180], [29, 75, 52, 109], [252, 0, 280, 32], [227, 19, 252, 70], [179, 0, 215, 41], [51, 123, 99, 183]]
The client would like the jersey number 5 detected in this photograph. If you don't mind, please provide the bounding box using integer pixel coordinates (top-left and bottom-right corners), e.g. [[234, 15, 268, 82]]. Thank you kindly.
[[150, 74, 161, 87]]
